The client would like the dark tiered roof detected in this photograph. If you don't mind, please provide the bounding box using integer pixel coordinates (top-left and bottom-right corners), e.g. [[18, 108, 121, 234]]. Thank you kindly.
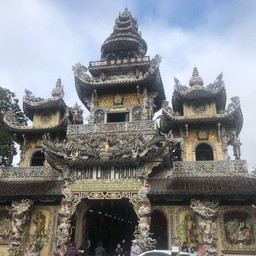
[[148, 174, 256, 202], [23, 78, 66, 121], [74, 55, 165, 112], [161, 68, 243, 134], [101, 8, 147, 59], [23, 97, 66, 121], [0, 180, 64, 201], [3, 110, 68, 135], [73, 8, 165, 112], [1, 173, 256, 203], [172, 68, 226, 114]]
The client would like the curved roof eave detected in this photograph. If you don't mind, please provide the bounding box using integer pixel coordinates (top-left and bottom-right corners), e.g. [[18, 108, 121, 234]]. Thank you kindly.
[[23, 98, 66, 121], [75, 68, 165, 111], [172, 85, 226, 112], [3, 113, 68, 135], [161, 105, 243, 133]]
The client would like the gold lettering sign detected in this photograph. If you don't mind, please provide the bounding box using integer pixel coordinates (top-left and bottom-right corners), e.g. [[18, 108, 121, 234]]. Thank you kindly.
[[75, 166, 137, 180], [109, 108, 127, 112]]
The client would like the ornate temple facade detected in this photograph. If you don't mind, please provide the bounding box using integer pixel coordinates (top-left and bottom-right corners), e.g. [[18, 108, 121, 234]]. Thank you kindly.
[[1, 8, 256, 256]]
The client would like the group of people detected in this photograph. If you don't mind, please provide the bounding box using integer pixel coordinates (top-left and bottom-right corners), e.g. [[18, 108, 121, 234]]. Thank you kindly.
[[66, 241, 107, 256], [114, 239, 140, 256], [66, 242, 87, 256], [172, 242, 206, 256], [66, 240, 205, 256], [66, 239, 141, 256]]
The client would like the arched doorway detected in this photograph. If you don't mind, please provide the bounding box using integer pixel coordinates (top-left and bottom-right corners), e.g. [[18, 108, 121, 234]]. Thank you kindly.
[[84, 198, 138, 255], [150, 210, 168, 249], [30, 150, 45, 166], [195, 143, 214, 161]]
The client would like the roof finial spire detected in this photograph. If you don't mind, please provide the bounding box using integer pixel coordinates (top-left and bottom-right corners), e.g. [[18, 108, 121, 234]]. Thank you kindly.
[[52, 77, 64, 98], [189, 66, 204, 87]]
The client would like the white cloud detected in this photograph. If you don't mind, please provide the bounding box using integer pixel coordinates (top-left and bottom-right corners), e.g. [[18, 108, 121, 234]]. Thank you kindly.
[[1, 0, 255, 170]]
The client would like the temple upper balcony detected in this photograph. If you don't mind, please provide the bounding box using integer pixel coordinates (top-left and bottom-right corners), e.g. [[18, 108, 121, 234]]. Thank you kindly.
[[43, 119, 168, 168], [88, 56, 151, 77], [67, 119, 157, 136], [172, 160, 248, 175], [0, 166, 60, 180], [89, 56, 150, 68], [0, 160, 247, 179]]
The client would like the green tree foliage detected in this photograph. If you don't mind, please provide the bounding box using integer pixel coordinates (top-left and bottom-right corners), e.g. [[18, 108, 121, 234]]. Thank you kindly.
[[0, 87, 27, 166]]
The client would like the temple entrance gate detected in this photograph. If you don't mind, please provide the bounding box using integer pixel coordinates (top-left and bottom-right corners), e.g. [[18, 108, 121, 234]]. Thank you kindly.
[[80, 199, 138, 255], [56, 168, 158, 255], [63, 179, 142, 253]]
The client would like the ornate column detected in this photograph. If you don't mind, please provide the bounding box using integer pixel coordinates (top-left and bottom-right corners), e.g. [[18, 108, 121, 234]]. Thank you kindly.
[[7, 199, 33, 256], [190, 199, 219, 256], [133, 179, 157, 252], [55, 178, 81, 256]]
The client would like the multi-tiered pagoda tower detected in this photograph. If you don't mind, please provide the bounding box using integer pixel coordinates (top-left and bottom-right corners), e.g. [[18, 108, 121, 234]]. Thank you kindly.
[[1, 8, 256, 256]]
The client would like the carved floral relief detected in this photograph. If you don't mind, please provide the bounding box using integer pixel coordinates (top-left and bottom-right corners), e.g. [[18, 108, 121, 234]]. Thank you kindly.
[[0, 210, 12, 244], [223, 210, 254, 246]]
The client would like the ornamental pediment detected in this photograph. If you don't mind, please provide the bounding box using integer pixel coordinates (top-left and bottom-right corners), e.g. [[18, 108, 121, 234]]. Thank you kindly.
[[43, 130, 167, 164]]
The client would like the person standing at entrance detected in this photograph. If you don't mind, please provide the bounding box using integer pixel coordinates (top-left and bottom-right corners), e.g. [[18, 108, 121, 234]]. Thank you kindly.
[[67, 241, 79, 256], [121, 239, 129, 256], [130, 240, 140, 256], [95, 242, 106, 256], [78, 245, 86, 256], [114, 243, 124, 256]]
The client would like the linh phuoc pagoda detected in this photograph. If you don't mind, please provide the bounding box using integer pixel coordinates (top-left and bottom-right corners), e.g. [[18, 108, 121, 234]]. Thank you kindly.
[[1, 8, 256, 256]]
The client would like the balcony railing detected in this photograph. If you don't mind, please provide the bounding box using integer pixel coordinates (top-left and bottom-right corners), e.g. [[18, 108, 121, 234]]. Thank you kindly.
[[89, 56, 150, 68], [0, 166, 60, 180], [172, 160, 248, 174], [0, 161, 247, 180], [67, 120, 157, 135]]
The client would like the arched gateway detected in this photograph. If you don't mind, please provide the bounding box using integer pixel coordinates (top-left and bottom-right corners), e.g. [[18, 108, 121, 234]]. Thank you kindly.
[[53, 161, 167, 255], [70, 178, 141, 249], [71, 195, 138, 254]]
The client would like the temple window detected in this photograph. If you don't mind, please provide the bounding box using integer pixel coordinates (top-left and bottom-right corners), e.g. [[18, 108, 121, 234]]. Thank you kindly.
[[172, 143, 182, 161], [195, 143, 214, 161], [30, 150, 45, 166], [107, 112, 129, 123], [132, 107, 142, 121], [94, 110, 104, 123]]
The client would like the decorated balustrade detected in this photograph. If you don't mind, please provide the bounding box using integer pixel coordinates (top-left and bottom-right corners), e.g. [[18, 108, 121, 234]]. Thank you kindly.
[[67, 120, 157, 135], [89, 56, 150, 67], [172, 160, 248, 174], [0, 166, 60, 179]]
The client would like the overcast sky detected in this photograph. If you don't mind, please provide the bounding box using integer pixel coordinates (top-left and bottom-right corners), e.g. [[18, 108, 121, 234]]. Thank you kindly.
[[0, 0, 255, 171]]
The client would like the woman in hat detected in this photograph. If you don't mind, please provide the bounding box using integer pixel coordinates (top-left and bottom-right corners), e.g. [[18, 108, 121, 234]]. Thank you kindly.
[[130, 240, 140, 256]]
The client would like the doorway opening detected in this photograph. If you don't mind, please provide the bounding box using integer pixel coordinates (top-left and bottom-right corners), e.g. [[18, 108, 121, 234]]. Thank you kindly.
[[107, 112, 129, 123], [84, 198, 138, 255], [30, 150, 45, 166], [150, 210, 168, 249], [195, 143, 214, 161]]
